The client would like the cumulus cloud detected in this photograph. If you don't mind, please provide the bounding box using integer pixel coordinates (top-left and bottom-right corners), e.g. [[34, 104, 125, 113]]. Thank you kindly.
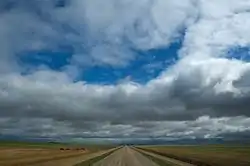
[[181, 0, 250, 59], [0, 0, 197, 68], [1, 0, 250, 142]]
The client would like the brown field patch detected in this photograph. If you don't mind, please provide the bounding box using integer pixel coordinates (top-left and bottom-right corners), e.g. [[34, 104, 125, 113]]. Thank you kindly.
[[0, 147, 88, 166]]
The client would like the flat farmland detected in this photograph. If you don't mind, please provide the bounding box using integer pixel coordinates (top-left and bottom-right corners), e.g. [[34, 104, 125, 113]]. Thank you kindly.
[[139, 145, 250, 166], [0, 141, 114, 166]]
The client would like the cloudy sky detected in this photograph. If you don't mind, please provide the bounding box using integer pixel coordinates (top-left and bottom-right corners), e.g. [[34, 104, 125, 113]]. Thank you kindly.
[[1, 0, 250, 143]]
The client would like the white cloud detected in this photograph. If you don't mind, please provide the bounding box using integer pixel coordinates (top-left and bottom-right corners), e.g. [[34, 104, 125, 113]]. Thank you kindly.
[[181, 0, 250, 59]]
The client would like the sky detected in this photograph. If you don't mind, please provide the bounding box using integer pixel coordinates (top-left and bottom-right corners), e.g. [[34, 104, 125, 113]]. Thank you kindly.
[[1, 0, 250, 143]]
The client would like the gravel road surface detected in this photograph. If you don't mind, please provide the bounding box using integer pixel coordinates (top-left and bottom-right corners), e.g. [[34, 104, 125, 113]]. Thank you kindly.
[[93, 146, 159, 166]]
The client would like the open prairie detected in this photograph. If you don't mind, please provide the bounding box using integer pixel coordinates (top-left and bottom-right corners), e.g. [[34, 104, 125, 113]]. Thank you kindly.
[[139, 145, 250, 166], [0, 141, 114, 166], [2, 142, 250, 166]]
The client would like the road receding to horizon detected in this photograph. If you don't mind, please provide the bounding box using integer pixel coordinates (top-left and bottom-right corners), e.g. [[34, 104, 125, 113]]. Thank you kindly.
[[93, 146, 159, 166], [76, 146, 196, 166]]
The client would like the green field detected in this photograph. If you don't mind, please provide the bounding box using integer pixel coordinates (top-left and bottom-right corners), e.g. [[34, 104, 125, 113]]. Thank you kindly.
[[139, 145, 250, 166]]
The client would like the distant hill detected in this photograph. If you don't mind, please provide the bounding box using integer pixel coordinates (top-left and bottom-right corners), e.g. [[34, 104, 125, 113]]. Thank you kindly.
[[1, 134, 250, 146], [118, 138, 250, 145]]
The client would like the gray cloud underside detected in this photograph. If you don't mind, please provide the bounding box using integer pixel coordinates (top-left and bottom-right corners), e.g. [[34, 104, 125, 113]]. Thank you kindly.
[[1, 116, 250, 142], [1, 0, 250, 141], [1, 58, 250, 141]]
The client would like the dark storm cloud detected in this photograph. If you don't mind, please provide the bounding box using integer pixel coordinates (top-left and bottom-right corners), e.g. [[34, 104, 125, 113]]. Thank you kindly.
[[1, 59, 250, 127], [1, 59, 250, 143]]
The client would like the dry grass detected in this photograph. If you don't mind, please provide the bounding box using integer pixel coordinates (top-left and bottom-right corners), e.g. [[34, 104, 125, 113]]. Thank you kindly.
[[0, 147, 88, 166], [141, 145, 250, 166], [0, 141, 116, 166]]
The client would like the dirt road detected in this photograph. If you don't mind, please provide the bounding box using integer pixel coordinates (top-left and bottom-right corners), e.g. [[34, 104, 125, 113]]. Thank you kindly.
[[134, 147, 195, 166], [93, 146, 159, 166], [31, 148, 117, 166]]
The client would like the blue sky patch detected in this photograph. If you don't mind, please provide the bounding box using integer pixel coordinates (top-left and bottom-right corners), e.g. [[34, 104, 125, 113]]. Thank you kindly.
[[18, 40, 182, 84], [18, 49, 72, 71], [80, 41, 181, 84], [226, 46, 250, 61]]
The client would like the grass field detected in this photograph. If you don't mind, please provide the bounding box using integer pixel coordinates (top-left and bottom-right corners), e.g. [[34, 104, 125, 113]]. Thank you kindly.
[[0, 141, 114, 166], [140, 145, 250, 166]]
